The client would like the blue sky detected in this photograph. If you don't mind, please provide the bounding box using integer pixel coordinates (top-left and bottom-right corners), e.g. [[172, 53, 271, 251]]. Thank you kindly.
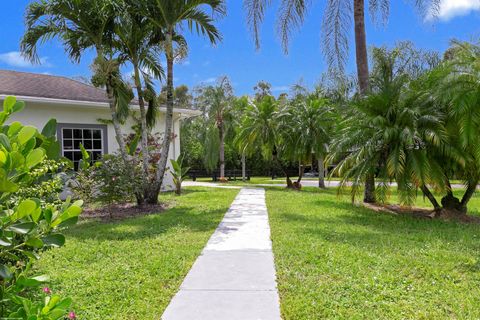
[[1, 0, 480, 95]]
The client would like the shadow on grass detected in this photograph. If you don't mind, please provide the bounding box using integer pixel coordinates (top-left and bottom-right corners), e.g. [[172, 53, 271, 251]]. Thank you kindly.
[[275, 194, 480, 249], [68, 205, 227, 242]]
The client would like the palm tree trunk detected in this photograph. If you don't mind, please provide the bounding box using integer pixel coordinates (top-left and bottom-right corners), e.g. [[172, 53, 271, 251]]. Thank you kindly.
[[421, 184, 441, 211], [219, 123, 225, 179], [273, 145, 293, 188], [297, 164, 304, 184], [133, 65, 150, 178], [150, 31, 175, 204], [354, 0, 369, 95], [242, 152, 246, 182], [318, 156, 326, 189], [105, 80, 128, 163], [354, 0, 375, 203], [460, 179, 479, 212]]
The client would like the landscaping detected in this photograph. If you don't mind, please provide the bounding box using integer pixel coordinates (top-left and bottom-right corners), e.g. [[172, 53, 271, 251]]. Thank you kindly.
[[2, 0, 480, 319], [266, 187, 480, 319], [32, 187, 239, 319]]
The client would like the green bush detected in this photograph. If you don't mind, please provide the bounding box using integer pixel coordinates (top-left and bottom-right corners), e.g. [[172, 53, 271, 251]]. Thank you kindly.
[[70, 150, 144, 212], [0, 96, 81, 319]]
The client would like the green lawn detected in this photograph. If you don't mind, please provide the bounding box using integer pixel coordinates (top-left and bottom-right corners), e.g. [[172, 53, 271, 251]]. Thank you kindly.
[[266, 187, 480, 319], [33, 187, 239, 320]]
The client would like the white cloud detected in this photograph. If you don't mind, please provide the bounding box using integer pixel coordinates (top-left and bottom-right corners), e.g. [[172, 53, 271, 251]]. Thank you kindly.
[[0, 51, 51, 68], [431, 0, 480, 21], [202, 77, 217, 84], [202, 61, 211, 67], [272, 85, 289, 92]]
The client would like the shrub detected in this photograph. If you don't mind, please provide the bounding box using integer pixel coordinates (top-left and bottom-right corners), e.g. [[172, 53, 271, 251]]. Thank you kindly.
[[94, 154, 144, 210], [0, 96, 81, 319], [170, 157, 190, 195], [70, 150, 144, 213]]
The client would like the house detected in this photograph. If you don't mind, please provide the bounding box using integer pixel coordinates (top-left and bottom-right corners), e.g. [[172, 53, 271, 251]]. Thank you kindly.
[[0, 69, 199, 189]]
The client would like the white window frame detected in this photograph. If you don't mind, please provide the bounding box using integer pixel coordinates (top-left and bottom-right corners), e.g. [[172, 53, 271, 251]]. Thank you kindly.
[[57, 123, 108, 168]]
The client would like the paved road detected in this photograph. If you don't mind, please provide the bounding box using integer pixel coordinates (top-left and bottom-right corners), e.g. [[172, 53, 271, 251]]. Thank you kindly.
[[162, 188, 281, 320]]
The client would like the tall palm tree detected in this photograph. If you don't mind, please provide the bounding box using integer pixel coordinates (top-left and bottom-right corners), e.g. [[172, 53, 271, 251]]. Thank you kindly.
[[21, 0, 131, 162], [243, 0, 441, 202], [143, 0, 225, 203], [197, 77, 234, 180], [113, 1, 164, 184], [236, 96, 294, 187]]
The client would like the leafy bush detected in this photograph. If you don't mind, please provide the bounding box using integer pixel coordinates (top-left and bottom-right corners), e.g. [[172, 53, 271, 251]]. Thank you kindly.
[[0, 96, 81, 319], [70, 149, 144, 213], [93, 154, 144, 210]]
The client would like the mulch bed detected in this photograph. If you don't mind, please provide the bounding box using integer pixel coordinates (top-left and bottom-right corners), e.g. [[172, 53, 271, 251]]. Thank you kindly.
[[363, 203, 480, 224], [81, 203, 167, 221]]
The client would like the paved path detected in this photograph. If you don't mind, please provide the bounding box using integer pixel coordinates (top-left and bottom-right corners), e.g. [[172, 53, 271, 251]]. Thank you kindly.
[[162, 188, 281, 320]]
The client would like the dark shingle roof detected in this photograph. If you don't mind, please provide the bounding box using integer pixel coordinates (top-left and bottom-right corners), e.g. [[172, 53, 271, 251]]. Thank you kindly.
[[0, 70, 110, 103]]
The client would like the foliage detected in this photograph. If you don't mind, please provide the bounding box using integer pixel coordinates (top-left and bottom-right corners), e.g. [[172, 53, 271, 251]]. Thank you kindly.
[[93, 154, 144, 210], [267, 187, 480, 319], [0, 97, 81, 319], [33, 187, 238, 319], [169, 157, 190, 195]]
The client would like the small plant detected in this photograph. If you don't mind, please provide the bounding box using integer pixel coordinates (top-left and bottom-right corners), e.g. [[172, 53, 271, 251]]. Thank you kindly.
[[170, 157, 190, 195], [0, 96, 80, 319]]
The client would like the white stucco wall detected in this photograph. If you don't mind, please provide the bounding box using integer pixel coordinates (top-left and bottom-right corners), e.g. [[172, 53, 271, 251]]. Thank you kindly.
[[6, 99, 182, 190]]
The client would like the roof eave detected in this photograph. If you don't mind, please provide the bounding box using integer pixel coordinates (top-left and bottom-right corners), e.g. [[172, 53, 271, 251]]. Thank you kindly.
[[0, 94, 201, 116]]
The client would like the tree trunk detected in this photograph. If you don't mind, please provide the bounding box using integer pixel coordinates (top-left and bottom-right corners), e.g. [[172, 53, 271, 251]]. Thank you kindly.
[[105, 81, 128, 163], [460, 179, 478, 211], [242, 152, 246, 182], [297, 165, 304, 184], [318, 156, 326, 189], [133, 65, 151, 179], [353, 0, 375, 203], [151, 30, 175, 204], [272, 145, 293, 188], [421, 184, 441, 211], [354, 0, 369, 95], [219, 123, 225, 179]]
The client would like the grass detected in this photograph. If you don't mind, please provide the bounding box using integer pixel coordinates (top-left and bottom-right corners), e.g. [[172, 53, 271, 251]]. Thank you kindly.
[[266, 187, 480, 319], [33, 187, 239, 320]]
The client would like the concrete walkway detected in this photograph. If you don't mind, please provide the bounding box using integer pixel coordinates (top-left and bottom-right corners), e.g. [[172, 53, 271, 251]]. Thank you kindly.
[[162, 188, 281, 320]]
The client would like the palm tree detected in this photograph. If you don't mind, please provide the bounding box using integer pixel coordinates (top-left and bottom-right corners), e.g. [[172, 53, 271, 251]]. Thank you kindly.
[[430, 40, 480, 214], [21, 0, 131, 162], [143, 0, 225, 204], [197, 77, 234, 180], [328, 45, 446, 206], [286, 92, 335, 188], [113, 1, 164, 185], [236, 96, 294, 187], [243, 0, 441, 202]]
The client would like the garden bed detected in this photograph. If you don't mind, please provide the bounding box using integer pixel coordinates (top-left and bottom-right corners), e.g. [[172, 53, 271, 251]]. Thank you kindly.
[[82, 203, 167, 221]]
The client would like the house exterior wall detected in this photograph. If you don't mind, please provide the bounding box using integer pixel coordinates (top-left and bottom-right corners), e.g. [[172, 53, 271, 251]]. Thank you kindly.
[[7, 100, 181, 190]]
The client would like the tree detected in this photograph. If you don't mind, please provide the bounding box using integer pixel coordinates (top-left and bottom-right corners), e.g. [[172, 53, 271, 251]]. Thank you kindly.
[[113, 1, 163, 203], [159, 85, 194, 108], [243, 0, 441, 202], [144, 0, 225, 204], [254, 80, 272, 101], [236, 96, 294, 187], [196, 77, 234, 180], [427, 40, 480, 214], [22, 0, 132, 162], [285, 90, 335, 188], [328, 44, 445, 207]]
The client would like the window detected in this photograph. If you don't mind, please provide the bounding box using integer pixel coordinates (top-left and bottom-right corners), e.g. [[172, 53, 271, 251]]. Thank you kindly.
[[58, 124, 108, 170]]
